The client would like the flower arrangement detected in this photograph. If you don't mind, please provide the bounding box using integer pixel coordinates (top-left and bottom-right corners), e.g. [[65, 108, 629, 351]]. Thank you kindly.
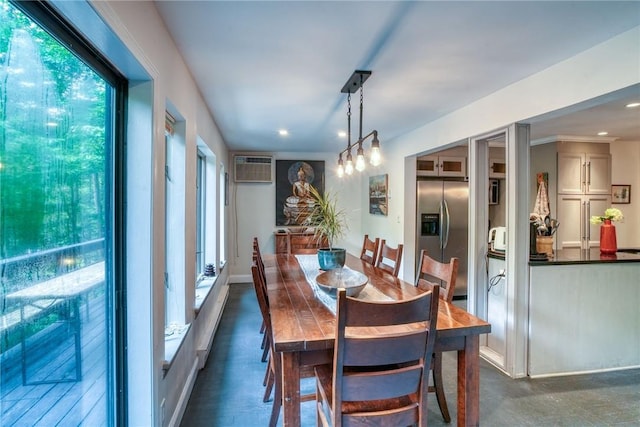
[[590, 207, 623, 225]]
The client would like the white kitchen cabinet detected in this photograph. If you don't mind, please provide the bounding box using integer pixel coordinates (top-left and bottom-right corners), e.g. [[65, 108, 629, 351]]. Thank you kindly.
[[557, 152, 611, 195], [489, 158, 506, 178], [417, 155, 466, 177], [556, 193, 611, 249]]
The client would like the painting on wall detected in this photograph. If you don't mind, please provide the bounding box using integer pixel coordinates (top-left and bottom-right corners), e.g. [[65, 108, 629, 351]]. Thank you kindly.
[[612, 184, 631, 204], [369, 174, 388, 216], [275, 160, 325, 226]]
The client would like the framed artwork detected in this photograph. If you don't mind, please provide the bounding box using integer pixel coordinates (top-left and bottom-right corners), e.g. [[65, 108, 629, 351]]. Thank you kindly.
[[275, 160, 325, 226], [611, 184, 631, 204], [369, 174, 388, 216]]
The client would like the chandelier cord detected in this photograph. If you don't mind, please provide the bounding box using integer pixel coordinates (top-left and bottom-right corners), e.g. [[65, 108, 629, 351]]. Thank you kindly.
[[347, 92, 352, 150], [359, 74, 364, 142]]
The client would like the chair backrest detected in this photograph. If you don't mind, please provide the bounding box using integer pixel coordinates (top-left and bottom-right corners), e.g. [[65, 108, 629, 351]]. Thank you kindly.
[[251, 263, 270, 325], [331, 286, 439, 426], [415, 249, 459, 303], [375, 240, 404, 277], [359, 234, 380, 265], [253, 238, 267, 285]]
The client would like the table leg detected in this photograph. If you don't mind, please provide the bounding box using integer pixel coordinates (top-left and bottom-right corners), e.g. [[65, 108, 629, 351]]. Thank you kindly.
[[20, 305, 27, 385], [281, 351, 301, 427], [72, 297, 82, 381], [457, 335, 480, 427]]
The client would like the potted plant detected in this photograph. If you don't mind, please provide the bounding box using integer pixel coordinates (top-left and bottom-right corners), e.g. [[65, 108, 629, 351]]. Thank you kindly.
[[306, 185, 348, 270]]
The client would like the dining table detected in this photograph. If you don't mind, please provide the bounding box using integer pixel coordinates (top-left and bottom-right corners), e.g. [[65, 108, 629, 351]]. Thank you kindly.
[[265, 252, 491, 427]]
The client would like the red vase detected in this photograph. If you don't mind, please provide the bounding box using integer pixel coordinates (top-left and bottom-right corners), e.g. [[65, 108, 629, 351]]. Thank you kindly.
[[599, 219, 617, 255]]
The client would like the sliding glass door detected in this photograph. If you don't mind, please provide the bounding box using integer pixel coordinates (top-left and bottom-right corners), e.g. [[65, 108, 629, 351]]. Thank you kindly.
[[1, 1, 125, 424]]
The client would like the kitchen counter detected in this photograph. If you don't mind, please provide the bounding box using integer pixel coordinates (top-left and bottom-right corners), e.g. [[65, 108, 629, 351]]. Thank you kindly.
[[484, 248, 640, 378], [487, 248, 640, 265]]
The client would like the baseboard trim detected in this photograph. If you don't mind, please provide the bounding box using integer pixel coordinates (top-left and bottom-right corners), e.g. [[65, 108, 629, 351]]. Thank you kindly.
[[168, 357, 199, 427], [229, 274, 252, 283], [196, 282, 229, 369]]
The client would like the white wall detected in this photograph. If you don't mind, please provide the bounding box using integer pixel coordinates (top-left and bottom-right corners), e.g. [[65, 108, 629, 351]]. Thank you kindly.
[[611, 141, 640, 248]]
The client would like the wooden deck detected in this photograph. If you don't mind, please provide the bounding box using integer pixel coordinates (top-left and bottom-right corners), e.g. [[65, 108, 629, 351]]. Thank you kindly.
[[1, 293, 107, 426]]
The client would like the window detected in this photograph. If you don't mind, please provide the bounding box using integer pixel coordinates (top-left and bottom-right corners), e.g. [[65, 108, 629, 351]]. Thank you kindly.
[[0, 0, 124, 424], [219, 166, 227, 265], [164, 111, 185, 329], [195, 140, 217, 296], [196, 149, 206, 275]]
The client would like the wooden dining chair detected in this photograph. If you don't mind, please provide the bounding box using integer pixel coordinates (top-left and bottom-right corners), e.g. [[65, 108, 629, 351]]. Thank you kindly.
[[415, 249, 459, 423], [359, 234, 380, 266], [251, 264, 318, 427], [375, 239, 404, 277], [252, 238, 270, 362], [315, 285, 440, 427]]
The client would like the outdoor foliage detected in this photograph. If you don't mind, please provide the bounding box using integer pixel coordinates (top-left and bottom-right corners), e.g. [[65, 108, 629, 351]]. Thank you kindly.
[[0, 0, 108, 261]]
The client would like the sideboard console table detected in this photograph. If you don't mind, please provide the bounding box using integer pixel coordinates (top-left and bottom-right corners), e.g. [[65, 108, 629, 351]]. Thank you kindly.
[[274, 229, 327, 255]]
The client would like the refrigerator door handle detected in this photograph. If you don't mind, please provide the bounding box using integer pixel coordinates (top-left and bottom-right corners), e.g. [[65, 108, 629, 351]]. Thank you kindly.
[[443, 199, 451, 249], [438, 201, 444, 249]]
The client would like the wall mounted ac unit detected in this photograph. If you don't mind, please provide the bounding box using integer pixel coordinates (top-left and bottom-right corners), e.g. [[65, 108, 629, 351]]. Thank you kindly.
[[234, 155, 273, 183]]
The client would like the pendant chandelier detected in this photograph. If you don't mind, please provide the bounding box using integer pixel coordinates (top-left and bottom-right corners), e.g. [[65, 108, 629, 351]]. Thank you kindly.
[[337, 70, 381, 177]]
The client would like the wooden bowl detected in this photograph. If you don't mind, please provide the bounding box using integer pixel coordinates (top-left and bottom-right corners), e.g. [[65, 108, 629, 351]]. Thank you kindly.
[[316, 268, 368, 298]]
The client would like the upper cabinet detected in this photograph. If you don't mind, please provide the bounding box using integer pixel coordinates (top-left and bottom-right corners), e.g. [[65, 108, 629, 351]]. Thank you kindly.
[[489, 158, 506, 179], [557, 152, 611, 195], [417, 155, 466, 177]]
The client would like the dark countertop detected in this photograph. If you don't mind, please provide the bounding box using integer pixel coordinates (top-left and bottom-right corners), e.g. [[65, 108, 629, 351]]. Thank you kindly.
[[487, 249, 640, 265]]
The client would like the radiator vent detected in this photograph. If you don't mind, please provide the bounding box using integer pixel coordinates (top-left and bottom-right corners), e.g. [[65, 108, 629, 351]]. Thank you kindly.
[[234, 155, 273, 183]]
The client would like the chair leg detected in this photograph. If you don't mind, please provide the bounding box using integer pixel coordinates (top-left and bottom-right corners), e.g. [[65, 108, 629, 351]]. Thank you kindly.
[[263, 358, 274, 401], [263, 352, 271, 385], [432, 352, 451, 423], [261, 334, 270, 362], [260, 319, 266, 334], [261, 328, 267, 349]]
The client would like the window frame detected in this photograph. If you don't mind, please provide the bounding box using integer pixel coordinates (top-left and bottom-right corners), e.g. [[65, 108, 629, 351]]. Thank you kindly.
[[7, 1, 128, 424]]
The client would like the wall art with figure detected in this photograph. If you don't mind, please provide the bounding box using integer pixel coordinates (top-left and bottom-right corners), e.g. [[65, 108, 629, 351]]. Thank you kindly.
[[275, 160, 325, 226], [369, 174, 388, 216]]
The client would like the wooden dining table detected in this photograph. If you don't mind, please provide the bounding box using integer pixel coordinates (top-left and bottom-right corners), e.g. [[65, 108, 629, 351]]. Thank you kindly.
[[265, 253, 491, 427]]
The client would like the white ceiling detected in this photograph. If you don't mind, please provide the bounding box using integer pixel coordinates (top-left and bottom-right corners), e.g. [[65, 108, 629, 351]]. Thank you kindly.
[[155, 1, 640, 153]]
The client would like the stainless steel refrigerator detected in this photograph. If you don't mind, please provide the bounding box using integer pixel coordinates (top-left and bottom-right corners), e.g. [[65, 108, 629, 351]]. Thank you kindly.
[[416, 180, 468, 298]]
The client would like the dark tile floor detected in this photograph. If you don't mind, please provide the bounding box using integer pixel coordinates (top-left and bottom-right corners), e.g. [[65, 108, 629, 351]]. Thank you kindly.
[[180, 283, 640, 426]]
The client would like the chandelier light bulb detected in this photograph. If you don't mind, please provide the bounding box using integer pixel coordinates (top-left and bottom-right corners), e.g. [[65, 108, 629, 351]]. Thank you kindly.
[[370, 146, 381, 166], [355, 146, 365, 171], [345, 152, 354, 175], [337, 163, 344, 177]]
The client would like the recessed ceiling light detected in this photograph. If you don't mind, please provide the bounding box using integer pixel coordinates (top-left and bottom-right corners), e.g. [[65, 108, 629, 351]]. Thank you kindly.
[[278, 129, 288, 136], [337, 131, 347, 138], [625, 102, 640, 108], [597, 131, 608, 136]]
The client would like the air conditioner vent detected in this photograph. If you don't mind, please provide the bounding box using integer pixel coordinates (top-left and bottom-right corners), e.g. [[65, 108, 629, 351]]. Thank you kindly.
[[234, 155, 273, 183]]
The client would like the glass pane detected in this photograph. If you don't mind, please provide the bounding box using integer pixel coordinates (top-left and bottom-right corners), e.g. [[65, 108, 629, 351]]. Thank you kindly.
[[196, 151, 205, 276], [1, 2, 113, 425], [164, 128, 185, 327]]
